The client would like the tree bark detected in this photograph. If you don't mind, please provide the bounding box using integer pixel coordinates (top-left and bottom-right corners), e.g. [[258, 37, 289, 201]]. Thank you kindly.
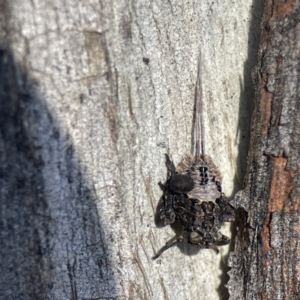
[[0, 1, 262, 299], [228, 1, 300, 299]]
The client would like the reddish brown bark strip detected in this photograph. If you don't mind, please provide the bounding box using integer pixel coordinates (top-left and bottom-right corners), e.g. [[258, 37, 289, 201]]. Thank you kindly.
[[228, 1, 300, 299]]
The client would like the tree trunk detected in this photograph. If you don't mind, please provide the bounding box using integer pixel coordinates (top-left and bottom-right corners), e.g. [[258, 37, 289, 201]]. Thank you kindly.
[[0, 1, 262, 299], [228, 1, 300, 299]]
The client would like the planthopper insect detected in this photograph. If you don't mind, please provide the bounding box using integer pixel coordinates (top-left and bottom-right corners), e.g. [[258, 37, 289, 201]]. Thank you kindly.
[[153, 52, 235, 260]]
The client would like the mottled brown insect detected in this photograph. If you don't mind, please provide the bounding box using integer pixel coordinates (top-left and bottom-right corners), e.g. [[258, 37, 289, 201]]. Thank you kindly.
[[153, 53, 235, 259]]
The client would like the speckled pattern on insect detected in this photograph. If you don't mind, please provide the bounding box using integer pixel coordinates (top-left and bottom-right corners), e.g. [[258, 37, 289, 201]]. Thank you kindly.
[[153, 52, 235, 260]]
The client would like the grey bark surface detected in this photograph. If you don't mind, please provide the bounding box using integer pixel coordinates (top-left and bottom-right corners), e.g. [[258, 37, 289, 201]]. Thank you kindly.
[[0, 1, 262, 300], [228, 1, 300, 299]]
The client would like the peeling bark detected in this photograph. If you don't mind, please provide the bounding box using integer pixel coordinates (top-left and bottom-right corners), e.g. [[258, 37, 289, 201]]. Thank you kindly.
[[228, 1, 300, 299]]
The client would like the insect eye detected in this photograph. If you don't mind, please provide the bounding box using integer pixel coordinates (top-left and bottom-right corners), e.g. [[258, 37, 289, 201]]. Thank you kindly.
[[170, 174, 194, 193]]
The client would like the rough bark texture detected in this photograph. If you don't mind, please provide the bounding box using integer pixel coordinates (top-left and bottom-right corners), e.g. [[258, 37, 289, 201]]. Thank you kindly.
[[0, 1, 262, 299], [228, 1, 300, 299]]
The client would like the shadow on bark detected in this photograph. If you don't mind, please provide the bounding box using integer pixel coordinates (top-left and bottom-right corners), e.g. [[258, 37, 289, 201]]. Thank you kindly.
[[217, 0, 265, 299], [0, 49, 114, 299]]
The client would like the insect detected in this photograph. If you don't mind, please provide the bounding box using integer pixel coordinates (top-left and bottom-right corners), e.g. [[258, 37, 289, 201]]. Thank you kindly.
[[153, 52, 235, 260]]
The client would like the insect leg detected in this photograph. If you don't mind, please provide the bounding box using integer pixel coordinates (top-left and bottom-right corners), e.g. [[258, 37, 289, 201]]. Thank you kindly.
[[214, 233, 230, 246], [217, 193, 235, 222], [165, 153, 176, 174], [159, 194, 176, 225], [152, 233, 184, 260]]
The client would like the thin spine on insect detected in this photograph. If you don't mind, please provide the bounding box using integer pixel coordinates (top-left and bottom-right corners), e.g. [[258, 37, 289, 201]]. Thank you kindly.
[[195, 51, 205, 159]]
